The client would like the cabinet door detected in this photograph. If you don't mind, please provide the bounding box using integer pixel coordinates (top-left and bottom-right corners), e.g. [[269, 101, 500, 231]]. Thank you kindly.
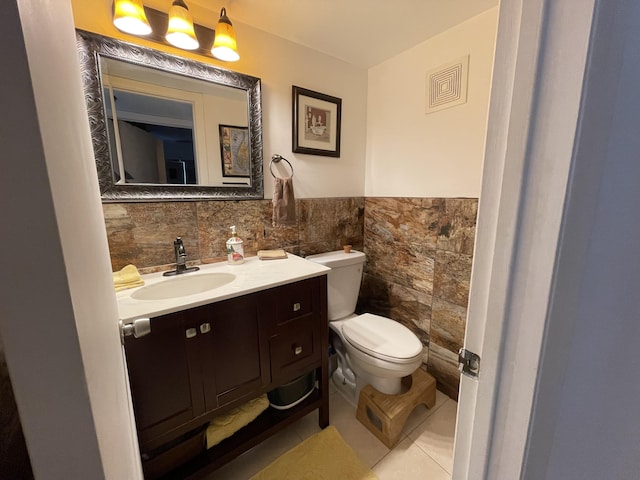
[[124, 311, 205, 445], [200, 295, 270, 410]]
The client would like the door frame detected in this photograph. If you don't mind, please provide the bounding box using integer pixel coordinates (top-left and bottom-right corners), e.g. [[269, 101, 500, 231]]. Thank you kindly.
[[453, 0, 598, 478], [1, 0, 143, 478]]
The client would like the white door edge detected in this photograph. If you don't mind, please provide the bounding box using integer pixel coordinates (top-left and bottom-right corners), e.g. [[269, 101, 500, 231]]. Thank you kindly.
[[2, 1, 144, 478], [453, 0, 597, 478]]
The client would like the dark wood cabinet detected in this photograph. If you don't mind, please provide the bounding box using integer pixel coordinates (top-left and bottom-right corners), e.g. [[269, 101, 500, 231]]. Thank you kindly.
[[199, 294, 270, 411], [123, 275, 328, 479], [267, 279, 323, 384], [124, 310, 205, 442]]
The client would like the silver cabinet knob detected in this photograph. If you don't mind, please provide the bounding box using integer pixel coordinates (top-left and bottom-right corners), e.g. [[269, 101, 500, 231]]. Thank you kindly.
[[294, 345, 303, 355], [200, 323, 211, 334], [293, 302, 301, 312], [185, 328, 197, 339]]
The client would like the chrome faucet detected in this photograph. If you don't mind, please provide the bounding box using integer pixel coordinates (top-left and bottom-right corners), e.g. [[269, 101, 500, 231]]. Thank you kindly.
[[163, 237, 200, 276], [174, 237, 187, 270]]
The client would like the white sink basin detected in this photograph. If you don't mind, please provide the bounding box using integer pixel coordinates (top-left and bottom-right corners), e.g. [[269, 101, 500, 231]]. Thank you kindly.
[[131, 272, 236, 301]]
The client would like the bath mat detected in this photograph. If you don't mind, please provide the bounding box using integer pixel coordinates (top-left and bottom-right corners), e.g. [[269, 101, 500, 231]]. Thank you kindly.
[[250, 425, 378, 480]]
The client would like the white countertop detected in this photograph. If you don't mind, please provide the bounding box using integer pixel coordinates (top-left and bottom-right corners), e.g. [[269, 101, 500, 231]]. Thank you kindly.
[[116, 253, 330, 322]]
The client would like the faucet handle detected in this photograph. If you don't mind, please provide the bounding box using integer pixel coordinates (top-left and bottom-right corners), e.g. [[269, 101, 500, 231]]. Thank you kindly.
[[174, 237, 186, 259], [163, 236, 199, 276]]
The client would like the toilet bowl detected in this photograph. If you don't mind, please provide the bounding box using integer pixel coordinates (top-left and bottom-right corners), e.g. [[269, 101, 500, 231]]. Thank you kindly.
[[306, 250, 424, 402]]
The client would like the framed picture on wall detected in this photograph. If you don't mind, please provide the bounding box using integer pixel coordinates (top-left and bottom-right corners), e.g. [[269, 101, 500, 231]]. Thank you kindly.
[[219, 124, 250, 177], [292, 86, 342, 157]]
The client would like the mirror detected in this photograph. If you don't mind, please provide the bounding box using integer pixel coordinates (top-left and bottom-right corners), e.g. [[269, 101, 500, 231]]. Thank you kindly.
[[76, 30, 264, 201]]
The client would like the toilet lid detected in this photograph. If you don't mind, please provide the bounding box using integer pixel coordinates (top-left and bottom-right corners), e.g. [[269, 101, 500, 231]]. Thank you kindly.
[[342, 314, 423, 362]]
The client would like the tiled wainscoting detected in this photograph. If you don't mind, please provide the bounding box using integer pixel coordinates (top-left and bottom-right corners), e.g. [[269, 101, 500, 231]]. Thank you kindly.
[[359, 198, 478, 400], [104, 196, 477, 398], [104, 197, 365, 271]]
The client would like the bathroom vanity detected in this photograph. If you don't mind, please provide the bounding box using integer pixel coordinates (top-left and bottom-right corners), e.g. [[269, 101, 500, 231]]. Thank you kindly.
[[117, 255, 330, 479]]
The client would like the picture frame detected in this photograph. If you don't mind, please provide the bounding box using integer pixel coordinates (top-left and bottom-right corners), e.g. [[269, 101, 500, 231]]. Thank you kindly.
[[292, 86, 342, 157], [219, 124, 251, 177]]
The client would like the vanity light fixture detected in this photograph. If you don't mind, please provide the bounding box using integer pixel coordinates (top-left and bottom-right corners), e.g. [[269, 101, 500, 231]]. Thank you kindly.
[[166, 0, 199, 50], [112, 2, 239, 62], [211, 7, 240, 62], [112, 0, 152, 36]]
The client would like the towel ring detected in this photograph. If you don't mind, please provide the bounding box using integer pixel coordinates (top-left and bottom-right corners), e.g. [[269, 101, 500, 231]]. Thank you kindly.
[[270, 154, 294, 178]]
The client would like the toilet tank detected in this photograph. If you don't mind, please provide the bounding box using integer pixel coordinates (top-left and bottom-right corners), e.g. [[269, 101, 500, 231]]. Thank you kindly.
[[306, 250, 366, 321]]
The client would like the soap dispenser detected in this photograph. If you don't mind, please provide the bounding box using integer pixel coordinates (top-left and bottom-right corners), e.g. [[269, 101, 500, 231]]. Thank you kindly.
[[226, 225, 245, 265]]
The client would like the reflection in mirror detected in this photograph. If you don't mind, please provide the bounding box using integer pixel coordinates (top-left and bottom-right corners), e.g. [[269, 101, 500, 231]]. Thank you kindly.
[[77, 30, 264, 201], [101, 57, 250, 187], [103, 88, 197, 184]]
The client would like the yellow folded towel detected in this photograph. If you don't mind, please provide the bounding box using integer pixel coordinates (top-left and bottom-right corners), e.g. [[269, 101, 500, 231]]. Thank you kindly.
[[113, 264, 144, 292], [258, 249, 288, 260], [206, 394, 269, 448]]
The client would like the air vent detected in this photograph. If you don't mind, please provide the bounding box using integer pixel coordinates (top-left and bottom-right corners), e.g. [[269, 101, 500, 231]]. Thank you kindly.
[[425, 55, 469, 114]]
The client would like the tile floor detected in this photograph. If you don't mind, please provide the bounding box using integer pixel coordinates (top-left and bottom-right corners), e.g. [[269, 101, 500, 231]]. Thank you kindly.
[[203, 383, 457, 480]]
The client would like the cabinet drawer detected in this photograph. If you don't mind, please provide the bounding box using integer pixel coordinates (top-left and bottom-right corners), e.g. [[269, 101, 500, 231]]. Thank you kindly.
[[274, 278, 316, 325], [270, 315, 320, 381]]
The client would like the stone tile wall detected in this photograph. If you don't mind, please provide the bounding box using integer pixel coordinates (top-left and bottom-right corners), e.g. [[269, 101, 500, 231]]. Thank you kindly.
[[104, 198, 365, 271], [103, 195, 477, 399], [359, 198, 478, 400]]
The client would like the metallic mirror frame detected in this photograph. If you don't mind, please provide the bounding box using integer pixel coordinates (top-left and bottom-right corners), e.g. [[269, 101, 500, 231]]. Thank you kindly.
[[76, 30, 264, 202]]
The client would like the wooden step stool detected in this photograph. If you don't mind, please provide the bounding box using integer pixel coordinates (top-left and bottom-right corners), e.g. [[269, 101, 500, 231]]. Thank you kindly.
[[356, 368, 436, 448]]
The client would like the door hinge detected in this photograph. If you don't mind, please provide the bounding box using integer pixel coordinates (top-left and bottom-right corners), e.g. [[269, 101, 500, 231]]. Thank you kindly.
[[458, 348, 481, 379], [119, 318, 151, 345]]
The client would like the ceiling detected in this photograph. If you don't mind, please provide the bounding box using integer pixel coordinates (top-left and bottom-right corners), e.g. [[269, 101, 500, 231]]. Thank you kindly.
[[149, 0, 499, 68]]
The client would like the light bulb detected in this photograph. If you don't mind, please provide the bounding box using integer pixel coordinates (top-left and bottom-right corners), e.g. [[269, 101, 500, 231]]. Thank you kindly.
[[211, 8, 239, 62], [166, 0, 199, 50], [113, 0, 152, 36]]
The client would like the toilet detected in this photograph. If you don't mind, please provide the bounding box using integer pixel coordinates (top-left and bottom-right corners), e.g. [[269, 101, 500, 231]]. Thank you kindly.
[[306, 250, 423, 404]]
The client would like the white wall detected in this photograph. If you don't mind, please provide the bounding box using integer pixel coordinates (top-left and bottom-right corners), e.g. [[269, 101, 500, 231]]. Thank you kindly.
[[455, 0, 640, 478], [0, 0, 142, 478], [523, 0, 640, 477], [72, 0, 369, 199], [236, 24, 368, 199], [455, 0, 598, 477], [365, 7, 498, 198]]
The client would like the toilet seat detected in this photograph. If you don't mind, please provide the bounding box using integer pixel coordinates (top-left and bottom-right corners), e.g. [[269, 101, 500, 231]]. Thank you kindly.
[[342, 313, 423, 364]]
